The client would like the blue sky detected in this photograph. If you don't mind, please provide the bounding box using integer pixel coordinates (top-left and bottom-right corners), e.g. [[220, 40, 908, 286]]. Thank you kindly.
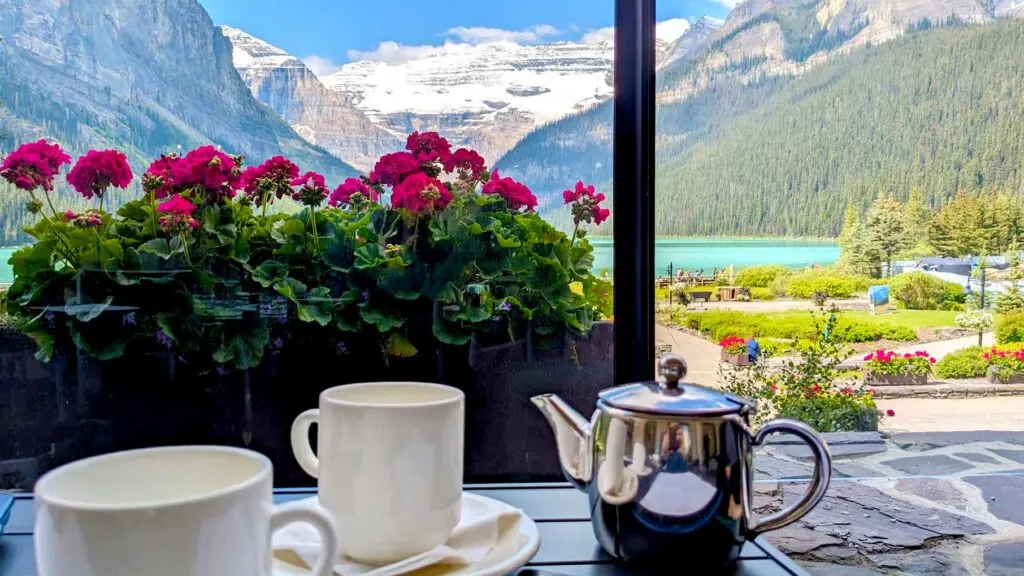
[[199, 0, 734, 73]]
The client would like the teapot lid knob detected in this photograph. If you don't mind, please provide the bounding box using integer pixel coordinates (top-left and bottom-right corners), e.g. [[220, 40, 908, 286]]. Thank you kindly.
[[658, 353, 687, 390]]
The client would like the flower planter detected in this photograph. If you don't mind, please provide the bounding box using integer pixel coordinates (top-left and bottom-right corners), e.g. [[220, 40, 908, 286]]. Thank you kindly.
[[864, 372, 928, 386], [721, 350, 750, 366], [986, 369, 1024, 385]]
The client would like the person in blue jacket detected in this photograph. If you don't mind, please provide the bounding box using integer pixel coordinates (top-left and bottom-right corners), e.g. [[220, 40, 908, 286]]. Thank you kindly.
[[746, 337, 761, 363]]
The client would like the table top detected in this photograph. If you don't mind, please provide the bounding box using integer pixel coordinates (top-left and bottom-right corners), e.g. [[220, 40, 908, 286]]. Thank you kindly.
[[0, 483, 807, 575]]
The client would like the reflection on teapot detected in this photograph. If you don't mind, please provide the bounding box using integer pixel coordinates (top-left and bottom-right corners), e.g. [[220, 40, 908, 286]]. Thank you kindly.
[[532, 353, 832, 567]]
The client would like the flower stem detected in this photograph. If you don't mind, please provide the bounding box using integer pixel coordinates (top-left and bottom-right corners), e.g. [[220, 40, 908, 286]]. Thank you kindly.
[[180, 233, 193, 267], [98, 195, 105, 213], [310, 206, 320, 254], [29, 190, 77, 270], [261, 192, 269, 218], [150, 192, 160, 238], [43, 190, 61, 221]]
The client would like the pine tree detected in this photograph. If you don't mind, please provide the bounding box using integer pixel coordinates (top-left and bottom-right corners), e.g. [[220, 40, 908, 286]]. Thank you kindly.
[[903, 186, 932, 253], [867, 196, 909, 276]]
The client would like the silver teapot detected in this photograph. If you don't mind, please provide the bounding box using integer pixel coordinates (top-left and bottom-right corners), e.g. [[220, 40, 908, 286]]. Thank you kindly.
[[532, 353, 831, 566]]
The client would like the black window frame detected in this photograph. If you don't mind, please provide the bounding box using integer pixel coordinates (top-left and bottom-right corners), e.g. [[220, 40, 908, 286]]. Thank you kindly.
[[613, 0, 656, 385]]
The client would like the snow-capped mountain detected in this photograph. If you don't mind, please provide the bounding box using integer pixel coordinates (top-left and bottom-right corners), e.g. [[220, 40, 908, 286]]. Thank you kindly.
[[319, 41, 616, 163], [659, 16, 724, 69], [221, 26, 402, 171]]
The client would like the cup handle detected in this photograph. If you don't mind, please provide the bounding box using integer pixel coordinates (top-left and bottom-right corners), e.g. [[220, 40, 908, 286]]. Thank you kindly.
[[746, 419, 832, 536], [270, 501, 338, 576], [291, 408, 320, 478]]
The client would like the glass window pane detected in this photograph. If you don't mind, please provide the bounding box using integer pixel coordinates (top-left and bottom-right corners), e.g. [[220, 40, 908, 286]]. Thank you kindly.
[[0, 0, 617, 489]]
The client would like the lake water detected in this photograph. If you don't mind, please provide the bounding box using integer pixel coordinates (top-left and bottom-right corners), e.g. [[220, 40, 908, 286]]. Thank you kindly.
[[0, 238, 839, 284]]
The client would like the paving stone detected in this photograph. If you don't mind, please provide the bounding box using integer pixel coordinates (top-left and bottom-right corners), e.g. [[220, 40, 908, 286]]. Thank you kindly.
[[832, 462, 886, 478], [754, 455, 813, 480], [882, 454, 973, 475], [895, 478, 971, 512], [799, 562, 884, 576], [889, 431, 1024, 451], [989, 449, 1024, 464], [765, 432, 884, 446], [764, 481, 992, 560], [953, 451, 1000, 464], [984, 542, 1024, 575], [773, 441, 886, 461], [871, 550, 970, 576], [965, 475, 1024, 526]]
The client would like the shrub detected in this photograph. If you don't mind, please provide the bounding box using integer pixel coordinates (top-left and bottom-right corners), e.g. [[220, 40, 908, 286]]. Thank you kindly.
[[750, 287, 775, 301], [785, 270, 866, 300], [997, 313, 1024, 344], [996, 286, 1024, 314], [736, 265, 788, 288], [889, 271, 965, 310], [935, 346, 989, 379], [685, 310, 915, 343]]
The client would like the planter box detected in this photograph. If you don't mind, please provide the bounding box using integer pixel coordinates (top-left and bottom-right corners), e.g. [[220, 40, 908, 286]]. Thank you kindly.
[[987, 369, 1024, 384], [0, 320, 614, 488], [721, 350, 750, 366], [864, 372, 928, 387]]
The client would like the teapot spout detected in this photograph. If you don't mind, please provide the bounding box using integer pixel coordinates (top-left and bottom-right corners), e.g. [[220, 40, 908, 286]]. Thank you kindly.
[[531, 394, 592, 490]]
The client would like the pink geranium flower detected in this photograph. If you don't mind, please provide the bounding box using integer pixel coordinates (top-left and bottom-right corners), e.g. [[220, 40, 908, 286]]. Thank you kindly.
[[67, 150, 133, 200], [157, 195, 199, 234], [370, 152, 421, 186], [563, 180, 610, 226], [64, 209, 104, 228], [290, 171, 329, 207], [442, 148, 487, 180], [391, 172, 451, 213], [0, 139, 71, 192], [406, 131, 452, 164], [239, 156, 299, 207], [142, 154, 180, 199], [482, 170, 537, 212], [329, 177, 378, 207], [172, 146, 242, 203]]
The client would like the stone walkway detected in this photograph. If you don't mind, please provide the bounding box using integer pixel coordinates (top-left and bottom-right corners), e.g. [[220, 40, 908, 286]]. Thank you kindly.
[[655, 323, 721, 386], [754, 431, 1024, 575]]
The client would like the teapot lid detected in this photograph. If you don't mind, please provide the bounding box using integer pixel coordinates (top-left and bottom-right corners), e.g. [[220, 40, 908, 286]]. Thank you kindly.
[[598, 353, 754, 417]]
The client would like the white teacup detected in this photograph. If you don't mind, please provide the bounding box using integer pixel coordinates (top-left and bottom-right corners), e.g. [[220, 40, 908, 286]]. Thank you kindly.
[[291, 382, 465, 564], [34, 446, 339, 576]]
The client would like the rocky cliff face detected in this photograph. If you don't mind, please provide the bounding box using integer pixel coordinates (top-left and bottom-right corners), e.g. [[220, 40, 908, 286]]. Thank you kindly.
[[221, 26, 402, 171], [659, 16, 725, 69], [0, 0, 352, 178]]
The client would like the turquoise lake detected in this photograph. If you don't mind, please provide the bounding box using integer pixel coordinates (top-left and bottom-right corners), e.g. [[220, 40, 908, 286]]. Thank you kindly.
[[0, 238, 839, 283]]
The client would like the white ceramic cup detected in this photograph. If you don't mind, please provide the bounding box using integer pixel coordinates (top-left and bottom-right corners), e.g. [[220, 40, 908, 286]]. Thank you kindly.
[[34, 446, 339, 576], [291, 381, 465, 564]]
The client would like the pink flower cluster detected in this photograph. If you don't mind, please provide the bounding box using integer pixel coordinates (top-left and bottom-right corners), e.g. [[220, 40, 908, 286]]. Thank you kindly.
[[329, 177, 378, 207], [863, 349, 936, 364], [170, 146, 242, 203], [562, 181, 610, 226], [0, 139, 71, 192], [443, 148, 487, 180], [66, 150, 133, 199], [63, 209, 103, 228], [392, 173, 451, 213], [157, 195, 199, 234], [982, 347, 1024, 362], [291, 171, 329, 207], [482, 170, 537, 212], [406, 131, 452, 163], [239, 156, 299, 206], [142, 154, 180, 199], [370, 152, 421, 187]]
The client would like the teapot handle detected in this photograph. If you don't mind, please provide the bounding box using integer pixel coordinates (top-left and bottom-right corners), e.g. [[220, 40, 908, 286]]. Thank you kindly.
[[744, 419, 832, 536]]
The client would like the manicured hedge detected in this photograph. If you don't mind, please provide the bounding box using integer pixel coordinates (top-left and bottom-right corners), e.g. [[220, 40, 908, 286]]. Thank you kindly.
[[683, 310, 916, 343]]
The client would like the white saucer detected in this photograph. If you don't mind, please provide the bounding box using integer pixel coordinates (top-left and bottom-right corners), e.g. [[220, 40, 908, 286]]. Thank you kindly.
[[273, 492, 541, 576]]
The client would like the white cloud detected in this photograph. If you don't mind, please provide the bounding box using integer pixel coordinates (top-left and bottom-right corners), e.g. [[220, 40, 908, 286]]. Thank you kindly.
[[444, 25, 559, 44], [581, 26, 614, 45], [582, 19, 692, 45], [657, 18, 691, 43], [713, 0, 743, 7], [302, 55, 343, 77], [346, 41, 449, 65]]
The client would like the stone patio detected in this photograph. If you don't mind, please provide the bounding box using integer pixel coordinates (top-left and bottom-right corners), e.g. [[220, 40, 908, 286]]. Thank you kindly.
[[754, 431, 1024, 574]]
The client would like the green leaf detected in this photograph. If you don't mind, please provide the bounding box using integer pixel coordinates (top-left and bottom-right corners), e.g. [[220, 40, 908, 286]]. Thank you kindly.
[[274, 277, 308, 301], [354, 244, 385, 270], [140, 238, 173, 259], [296, 286, 333, 326], [432, 319, 471, 346], [251, 260, 289, 287], [359, 306, 405, 332], [385, 333, 418, 357], [69, 296, 114, 323]]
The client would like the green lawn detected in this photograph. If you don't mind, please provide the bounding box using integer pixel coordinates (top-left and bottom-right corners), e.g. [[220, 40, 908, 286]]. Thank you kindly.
[[812, 310, 959, 330]]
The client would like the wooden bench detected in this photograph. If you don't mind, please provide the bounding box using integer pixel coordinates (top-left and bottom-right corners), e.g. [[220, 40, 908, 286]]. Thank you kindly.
[[689, 290, 713, 308]]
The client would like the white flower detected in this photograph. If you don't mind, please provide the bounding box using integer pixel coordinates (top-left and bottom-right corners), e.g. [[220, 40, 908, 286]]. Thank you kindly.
[[956, 310, 994, 331]]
